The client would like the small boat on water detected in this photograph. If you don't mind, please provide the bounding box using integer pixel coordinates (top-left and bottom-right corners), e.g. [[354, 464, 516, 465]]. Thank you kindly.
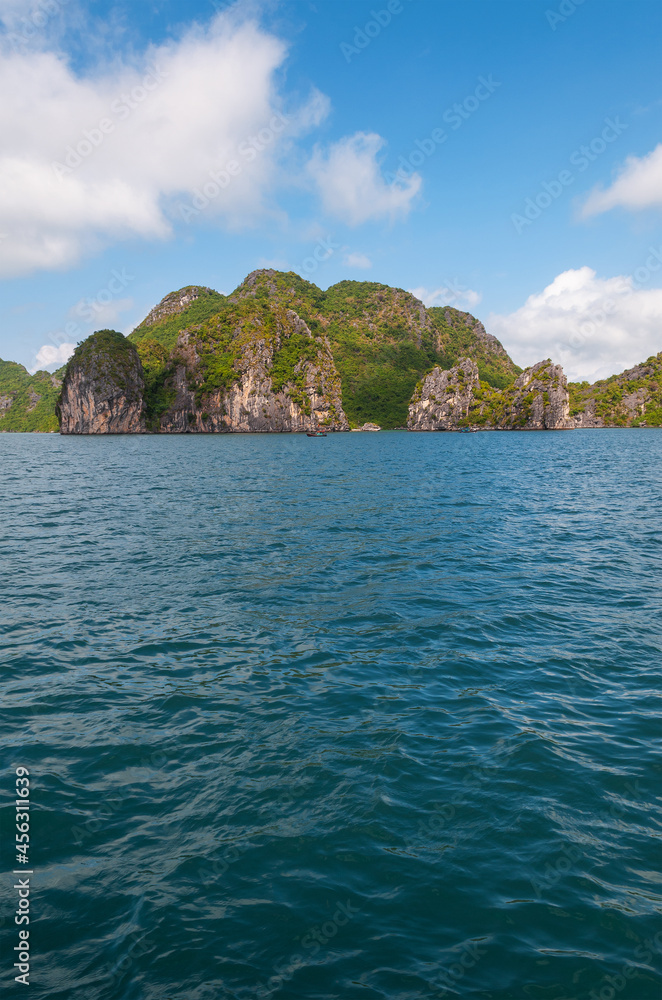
[[307, 430, 327, 437]]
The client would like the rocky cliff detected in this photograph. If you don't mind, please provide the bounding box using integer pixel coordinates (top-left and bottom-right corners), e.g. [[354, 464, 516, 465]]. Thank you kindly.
[[57, 330, 146, 434], [501, 361, 573, 430], [428, 308, 521, 390], [408, 358, 479, 430], [2, 269, 661, 433], [140, 286, 215, 328], [569, 352, 662, 427], [55, 290, 350, 434], [138, 299, 348, 433], [409, 358, 574, 430], [130, 286, 227, 350], [197, 269, 520, 428]]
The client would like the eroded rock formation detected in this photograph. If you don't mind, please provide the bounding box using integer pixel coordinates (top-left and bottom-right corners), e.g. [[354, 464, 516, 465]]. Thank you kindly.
[[140, 286, 217, 328], [155, 308, 349, 433], [26, 269, 661, 435], [57, 330, 146, 434], [56, 305, 349, 434], [505, 361, 573, 430], [408, 358, 574, 431], [408, 359, 479, 430]]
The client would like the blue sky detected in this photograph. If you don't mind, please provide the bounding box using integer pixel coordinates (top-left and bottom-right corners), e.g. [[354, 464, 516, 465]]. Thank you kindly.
[[1, 0, 661, 381]]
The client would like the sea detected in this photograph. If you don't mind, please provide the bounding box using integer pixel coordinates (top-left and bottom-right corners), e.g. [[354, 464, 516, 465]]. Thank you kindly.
[[1, 429, 661, 1000]]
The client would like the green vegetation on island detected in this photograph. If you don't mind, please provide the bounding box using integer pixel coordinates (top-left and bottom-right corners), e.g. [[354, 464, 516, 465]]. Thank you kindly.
[[568, 353, 662, 426], [0, 360, 62, 432], [129, 271, 520, 428], [65, 329, 141, 384], [134, 338, 177, 430], [428, 307, 522, 389], [2, 270, 662, 433], [229, 273, 521, 428], [130, 287, 227, 351]]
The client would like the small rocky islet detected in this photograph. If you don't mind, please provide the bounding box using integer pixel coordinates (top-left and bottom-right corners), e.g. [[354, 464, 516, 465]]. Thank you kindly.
[[3, 268, 662, 433]]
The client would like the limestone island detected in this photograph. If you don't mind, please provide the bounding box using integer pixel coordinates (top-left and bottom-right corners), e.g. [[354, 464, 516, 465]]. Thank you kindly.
[[1, 269, 661, 433]]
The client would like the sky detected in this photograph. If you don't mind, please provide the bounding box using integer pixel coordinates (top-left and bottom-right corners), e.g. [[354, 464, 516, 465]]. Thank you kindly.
[[0, 0, 661, 383]]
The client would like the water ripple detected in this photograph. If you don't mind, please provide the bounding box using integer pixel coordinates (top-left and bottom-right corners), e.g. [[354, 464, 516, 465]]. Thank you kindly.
[[1, 431, 661, 999]]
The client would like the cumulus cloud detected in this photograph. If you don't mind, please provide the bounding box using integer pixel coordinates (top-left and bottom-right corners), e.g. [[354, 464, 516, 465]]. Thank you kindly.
[[0, 12, 328, 277], [344, 252, 372, 269], [69, 295, 134, 329], [30, 340, 75, 372], [308, 132, 421, 226], [581, 143, 662, 217], [488, 260, 662, 383], [0, 0, 71, 46], [0, 0, 36, 25], [409, 283, 482, 310]]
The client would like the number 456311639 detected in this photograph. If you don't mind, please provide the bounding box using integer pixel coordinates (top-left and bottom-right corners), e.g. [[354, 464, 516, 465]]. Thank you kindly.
[[15, 767, 30, 865]]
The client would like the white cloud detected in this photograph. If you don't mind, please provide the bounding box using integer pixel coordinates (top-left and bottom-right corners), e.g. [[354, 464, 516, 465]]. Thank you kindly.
[[581, 143, 662, 217], [69, 295, 134, 329], [30, 341, 75, 372], [308, 132, 421, 226], [0, 12, 328, 277], [344, 252, 372, 269], [0, 0, 33, 23], [0, 0, 70, 42], [488, 263, 662, 383], [409, 284, 482, 310]]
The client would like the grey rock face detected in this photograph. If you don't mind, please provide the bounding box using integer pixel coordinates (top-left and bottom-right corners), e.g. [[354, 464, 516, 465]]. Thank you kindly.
[[408, 358, 479, 430], [58, 332, 146, 434], [141, 286, 214, 328], [572, 399, 604, 428], [408, 358, 574, 431], [158, 311, 349, 434], [231, 269, 281, 301], [507, 361, 573, 430]]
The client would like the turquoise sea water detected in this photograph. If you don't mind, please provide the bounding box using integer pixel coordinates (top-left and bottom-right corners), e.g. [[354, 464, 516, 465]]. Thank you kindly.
[[1, 430, 661, 1000]]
